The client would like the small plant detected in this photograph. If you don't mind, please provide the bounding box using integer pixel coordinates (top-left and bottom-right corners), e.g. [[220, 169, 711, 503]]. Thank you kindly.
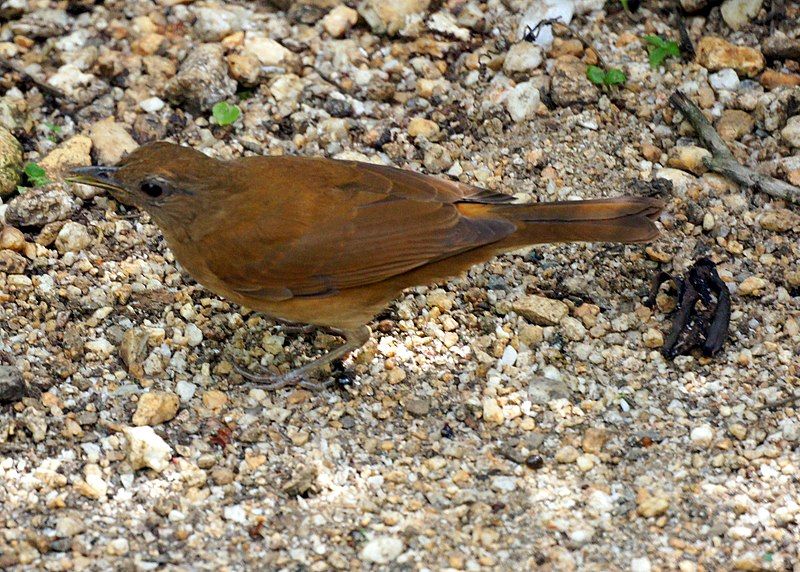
[[644, 35, 681, 69], [43, 121, 61, 143], [24, 162, 49, 186], [212, 102, 241, 126], [586, 65, 627, 87], [17, 162, 49, 193]]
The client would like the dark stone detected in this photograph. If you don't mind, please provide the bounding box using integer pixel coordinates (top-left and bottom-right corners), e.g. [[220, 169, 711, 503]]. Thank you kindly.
[[0, 365, 25, 404]]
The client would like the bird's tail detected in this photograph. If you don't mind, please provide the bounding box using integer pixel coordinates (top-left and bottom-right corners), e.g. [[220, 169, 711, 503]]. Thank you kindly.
[[463, 196, 663, 246]]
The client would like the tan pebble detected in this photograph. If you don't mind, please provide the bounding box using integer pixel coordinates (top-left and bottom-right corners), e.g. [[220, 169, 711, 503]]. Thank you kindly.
[[555, 445, 579, 463], [715, 109, 754, 141], [519, 324, 544, 347], [512, 294, 568, 326], [482, 397, 504, 425], [641, 143, 662, 162], [738, 276, 767, 296], [133, 391, 179, 426], [582, 428, 608, 454], [202, 390, 228, 411], [407, 117, 440, 139], [211, 468, 235, 485], [728, 423, 747, 440], [387, 368, 406, 384], [0, 226, 25, 251], [667, 145, 711, 175], [636, 491, 670, 517], [645, 246, 673, 263], [758, 209, 799, 232], [696, 36, 765, 78], [760, 69, 800, 90], [643, 328, 664, 349]]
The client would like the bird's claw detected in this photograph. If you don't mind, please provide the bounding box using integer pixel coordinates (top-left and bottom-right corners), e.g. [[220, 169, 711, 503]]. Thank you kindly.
[[234, 363, 335, 392]]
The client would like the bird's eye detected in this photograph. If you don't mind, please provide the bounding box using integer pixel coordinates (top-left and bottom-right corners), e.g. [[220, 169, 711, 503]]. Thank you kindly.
[[140, 180, 164, 198]]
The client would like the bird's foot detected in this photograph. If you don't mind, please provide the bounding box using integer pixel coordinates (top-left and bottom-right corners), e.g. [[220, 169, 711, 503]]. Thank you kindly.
[[234, 363, 336, 392], [645, 258, 731, 358], [233, 325, 371, 393]]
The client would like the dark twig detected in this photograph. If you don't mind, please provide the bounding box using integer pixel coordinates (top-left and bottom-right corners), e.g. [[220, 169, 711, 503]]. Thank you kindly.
[[675, 13, 695, 60], [669, 91, 800, 205], [0, 56, 69, 100]]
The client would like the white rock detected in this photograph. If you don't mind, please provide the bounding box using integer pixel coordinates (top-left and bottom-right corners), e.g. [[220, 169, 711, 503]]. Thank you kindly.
[[781, 116, 800, 148], [587, 490, 614, 515], [124, 426, 173, 473], [55, 221, 91, 254], [498, 344, 518, 368], [427, 11, 469, 41], [721, 0, 763, 30], [506, 81, 541, 122], [176, 380, 197, 402], [244, 35, 290, 66], [185, 323, 203, 347], [690, 424, 714, 447], [85, 338, 115, 358], [518, 0, 575, 46], [491, 475, 517, 492], [569, 526, 595, 545], [107, 538, 129, 556], [708, 68, 740, 91], [728, 525, 753, 539], [504, 42, 543, 74], [561, 316, 586, 341], [139, 97, 165, 113], [631, 557, 652, 572], [223, 504, 248, 524], [360, 536, 404, 564], [193, 5, 244, 41], [82, 463, 108, 499], [56, 516, 85, 537], [48, 64, 94, 95]]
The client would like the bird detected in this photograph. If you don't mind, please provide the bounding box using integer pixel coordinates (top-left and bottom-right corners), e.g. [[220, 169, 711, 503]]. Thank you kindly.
[[69, 141, 663, 390]]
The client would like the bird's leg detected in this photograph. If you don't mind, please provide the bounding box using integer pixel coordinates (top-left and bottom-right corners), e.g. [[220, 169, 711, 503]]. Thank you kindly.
[[237, 325, 371, 391]]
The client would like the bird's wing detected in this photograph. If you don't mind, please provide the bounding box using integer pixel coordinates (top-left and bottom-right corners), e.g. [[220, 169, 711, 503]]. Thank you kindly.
[[198, 158, 516, 299]]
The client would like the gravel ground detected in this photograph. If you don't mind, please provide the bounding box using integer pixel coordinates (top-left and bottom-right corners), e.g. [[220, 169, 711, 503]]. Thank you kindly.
[[1, 0, 800, 570]]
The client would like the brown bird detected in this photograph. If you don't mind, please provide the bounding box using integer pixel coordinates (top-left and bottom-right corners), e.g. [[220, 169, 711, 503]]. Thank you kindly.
[[70, 142, 662, 390]]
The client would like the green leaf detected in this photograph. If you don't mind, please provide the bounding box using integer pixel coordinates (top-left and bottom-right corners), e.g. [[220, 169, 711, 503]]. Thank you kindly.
[[665, 40, 681, 57], [645, 35, 681, 68], [586, 65, 606, 85], [212, 102, 241, 126], [620, 0, 630, 11], [644, 35, 667, 49], [23, 162, 49, 187], [44, 121, 62, 133], [604, 68, 627, 85]]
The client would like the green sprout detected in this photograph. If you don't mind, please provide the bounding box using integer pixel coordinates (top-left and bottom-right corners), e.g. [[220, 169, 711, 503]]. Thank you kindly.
[[17, 162, 49, 193], [586, 65, 627, 87], [24, 162, 49, 186], [644, 35, 681, 69], [44, 121, 62, 142], [212, 102, 241, 126]]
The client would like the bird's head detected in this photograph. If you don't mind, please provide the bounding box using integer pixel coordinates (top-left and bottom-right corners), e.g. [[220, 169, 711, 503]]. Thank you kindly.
[[68, 141, 222, 225]]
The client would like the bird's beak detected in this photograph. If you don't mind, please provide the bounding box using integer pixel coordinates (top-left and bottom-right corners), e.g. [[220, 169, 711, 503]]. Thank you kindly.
[[66, 166, 123, 192]]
